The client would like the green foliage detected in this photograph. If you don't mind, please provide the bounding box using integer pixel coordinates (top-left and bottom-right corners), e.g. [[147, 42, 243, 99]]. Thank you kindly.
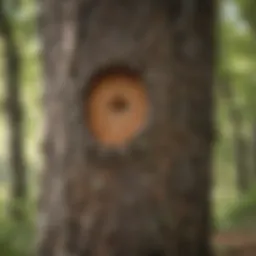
[[0, 199, 35, 256], [213, 1, 256, 226], [218, 186, 256, 230], [219, 0, 256, 121], [236, 0, 256, 32]]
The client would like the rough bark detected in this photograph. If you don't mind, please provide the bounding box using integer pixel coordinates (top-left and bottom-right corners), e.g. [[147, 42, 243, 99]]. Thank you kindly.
[[37, 1, 215, 255], [0, 0, 27, 218]]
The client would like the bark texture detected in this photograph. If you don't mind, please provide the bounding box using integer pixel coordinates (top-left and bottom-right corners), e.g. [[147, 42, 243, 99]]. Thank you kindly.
[[38, 1, 215, 255]]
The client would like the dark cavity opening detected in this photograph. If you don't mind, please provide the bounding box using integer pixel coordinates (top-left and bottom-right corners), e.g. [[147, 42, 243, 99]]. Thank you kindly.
[[109, 95, 129, 113]]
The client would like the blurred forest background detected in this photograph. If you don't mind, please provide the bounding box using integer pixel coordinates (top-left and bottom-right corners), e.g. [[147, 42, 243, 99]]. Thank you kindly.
[[1, 0, 256, 255]]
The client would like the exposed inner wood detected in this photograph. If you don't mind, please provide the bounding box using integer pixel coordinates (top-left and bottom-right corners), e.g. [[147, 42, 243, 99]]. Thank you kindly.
[[87, 71, 149, 147]]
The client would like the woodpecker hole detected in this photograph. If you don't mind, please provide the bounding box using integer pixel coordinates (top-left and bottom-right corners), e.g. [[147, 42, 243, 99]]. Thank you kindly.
[[108, 95, 129, 113], [86, 68, 149, 147]]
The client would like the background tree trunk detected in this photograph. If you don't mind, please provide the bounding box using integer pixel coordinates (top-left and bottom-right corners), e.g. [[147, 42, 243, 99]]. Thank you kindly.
[[231, 110, 250, 194], [252, 121, 256, 180], [37, 1, 215, 255], [0, 0, 27, 219], [218, 75, 250, 193]]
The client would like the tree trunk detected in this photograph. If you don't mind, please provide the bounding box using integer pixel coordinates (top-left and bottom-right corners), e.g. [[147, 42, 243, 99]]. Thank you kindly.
[[218, 75, 250, 193], [231, 110, 250, 193], [252, 120, 256, 180], [0, 0, 27, 219], [37, 1, 215, 256]]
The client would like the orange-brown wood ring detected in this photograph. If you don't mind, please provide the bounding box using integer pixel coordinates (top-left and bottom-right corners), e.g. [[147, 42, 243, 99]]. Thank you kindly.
[[86, 71, 149, 147]]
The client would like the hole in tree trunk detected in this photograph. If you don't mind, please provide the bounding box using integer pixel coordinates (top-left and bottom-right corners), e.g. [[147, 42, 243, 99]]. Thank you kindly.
[[86, 67, 149, 148], [108, 95, 130, 113]]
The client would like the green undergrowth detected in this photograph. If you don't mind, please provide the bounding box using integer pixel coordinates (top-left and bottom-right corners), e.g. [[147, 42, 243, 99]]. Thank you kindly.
[[0, 199, 36, 256], [217, 186, 256, 231]]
